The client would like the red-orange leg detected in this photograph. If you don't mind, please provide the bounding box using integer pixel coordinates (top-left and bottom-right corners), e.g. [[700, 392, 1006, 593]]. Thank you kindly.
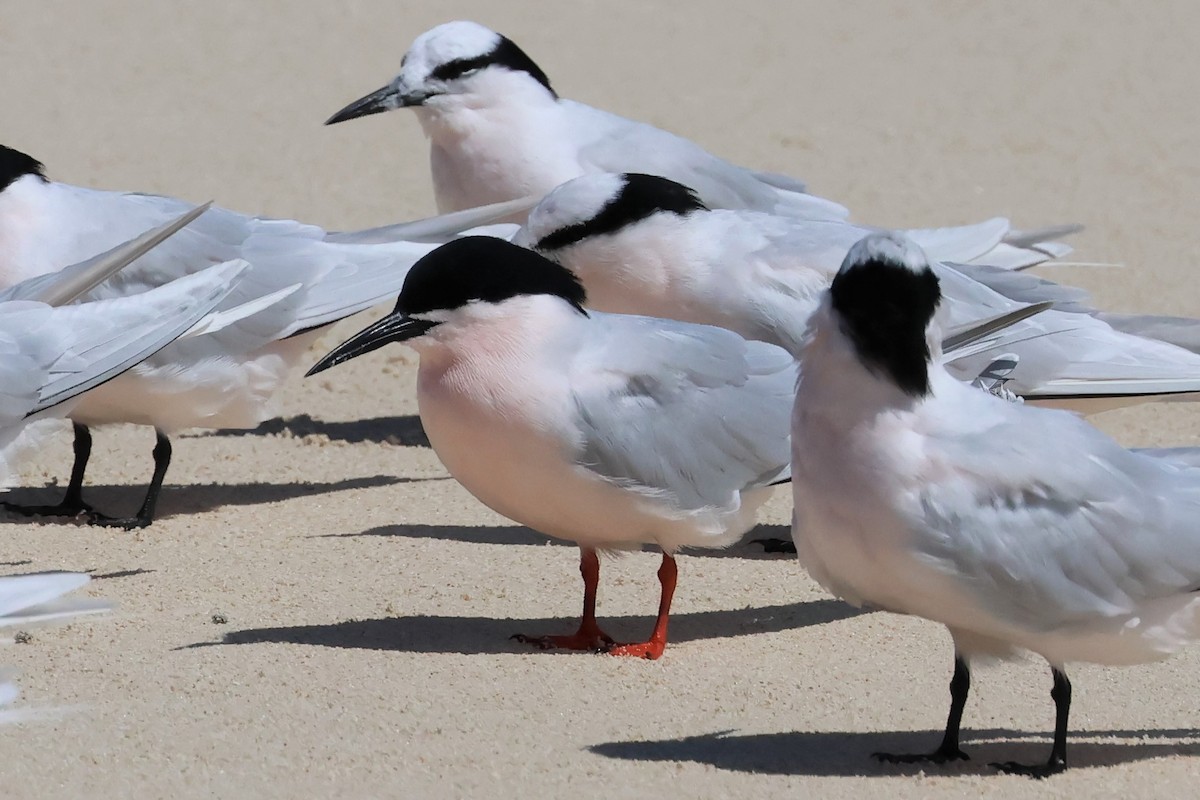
[[605, 553, 677, 660], [512, 547, 616, 651]]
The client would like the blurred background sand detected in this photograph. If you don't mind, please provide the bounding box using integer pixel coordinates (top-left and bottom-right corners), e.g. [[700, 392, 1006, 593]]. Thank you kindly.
[[1, 1, 1199, 796]]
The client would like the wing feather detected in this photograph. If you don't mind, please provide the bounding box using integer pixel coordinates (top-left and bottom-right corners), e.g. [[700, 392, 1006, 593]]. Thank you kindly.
[[569, 313, 795, 512]]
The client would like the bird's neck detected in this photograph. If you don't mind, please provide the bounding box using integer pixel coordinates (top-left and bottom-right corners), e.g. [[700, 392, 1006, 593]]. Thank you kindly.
[[0, 175, 59, 287], [414, 78, 557, 145], [416, 92, 564, 212], [413, 297, 578, 397], [794, 305, 927, 425]]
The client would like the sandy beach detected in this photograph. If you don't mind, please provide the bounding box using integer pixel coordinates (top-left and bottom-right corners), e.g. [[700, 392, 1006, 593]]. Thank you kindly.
[[2, 1, 1200, 796]]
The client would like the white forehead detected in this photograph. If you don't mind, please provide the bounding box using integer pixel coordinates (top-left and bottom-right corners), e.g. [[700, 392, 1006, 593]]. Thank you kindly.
[[405, 20, 503, 72], [526, 174, 627, 241], [843, 231, 930, 275]]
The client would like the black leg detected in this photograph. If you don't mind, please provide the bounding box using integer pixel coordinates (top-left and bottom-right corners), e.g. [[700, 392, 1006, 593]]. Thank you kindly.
[[874, 654, 972, 765], [86, 430, 172, 530], [62, 423, 93, 508], [750, 537, 796, 554], [992, 667, 1070, 778], [2, 423, 96, 519]]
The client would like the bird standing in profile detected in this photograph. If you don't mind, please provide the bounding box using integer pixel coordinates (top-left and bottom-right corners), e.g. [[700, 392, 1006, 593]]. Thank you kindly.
[[790, 231, 1200, 777], [0, 257, 249, 433], [308, 236, 795, 659], [0, 144, 514, 528]]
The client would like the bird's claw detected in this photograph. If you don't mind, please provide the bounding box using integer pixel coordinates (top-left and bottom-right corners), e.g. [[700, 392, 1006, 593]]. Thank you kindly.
[[83, 511, 151, 531], [873, 748, 970, 765], [2, 499, 94, 521], [750, 537, 796, 554], [602, 640, 666, 660], [990, 759, 1065, 779], [510, 630, 615, 652]]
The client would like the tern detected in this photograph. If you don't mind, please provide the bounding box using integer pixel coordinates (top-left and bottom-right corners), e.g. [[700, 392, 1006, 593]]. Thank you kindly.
[[326, 18, 1083, 263], [0, 255, 252, 481], [791, 232, 1200, 777], [0, 144, 521, 527], [519, 172, 1200, 413], [308, 236, 796, 659], [324, 19, 863, 220]]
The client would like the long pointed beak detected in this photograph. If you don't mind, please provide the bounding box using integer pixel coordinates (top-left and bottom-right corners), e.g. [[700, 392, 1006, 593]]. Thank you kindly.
[[306, 312, 436, 376], [325, 84, 405, 125]]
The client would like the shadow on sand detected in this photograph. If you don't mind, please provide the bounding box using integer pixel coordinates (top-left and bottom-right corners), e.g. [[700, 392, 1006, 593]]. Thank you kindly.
[[198, 414, 429, 447], [586, 726, 1200, 777], [319, 522, 796, 560], [0, 475, 411, 524], [185, 598, 861, 655]]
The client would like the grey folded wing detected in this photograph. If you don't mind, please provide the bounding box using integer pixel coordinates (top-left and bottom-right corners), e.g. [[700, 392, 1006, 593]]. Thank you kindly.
[[569, 313, 795, 511]]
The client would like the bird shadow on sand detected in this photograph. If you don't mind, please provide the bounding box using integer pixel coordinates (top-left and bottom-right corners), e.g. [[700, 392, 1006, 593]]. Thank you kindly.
[[197, 414, 429, 447], [0, 475, 409, 525], [183, 599, 861, 655], [587, 726, 1200, 777], [319, 523, 796, 561], [87, 568, 155, 580]]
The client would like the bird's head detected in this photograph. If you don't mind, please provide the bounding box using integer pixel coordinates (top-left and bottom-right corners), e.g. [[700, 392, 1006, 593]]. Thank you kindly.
[[325, 21, 557, 126], [307, 236, 587, 376], [519, 173, 708, 256], [828, 232, 941, 397], [0, 145, 47, 193]]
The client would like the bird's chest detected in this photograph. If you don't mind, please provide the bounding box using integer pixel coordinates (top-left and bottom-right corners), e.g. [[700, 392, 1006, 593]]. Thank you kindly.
[[791, 408, 931, 607], [415, 353, 582, 527], [423, 109, 579, 212]]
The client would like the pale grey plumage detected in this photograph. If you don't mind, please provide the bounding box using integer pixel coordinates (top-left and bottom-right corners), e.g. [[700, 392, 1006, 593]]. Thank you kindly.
[[0, 573, 107, 629], [570, 312, 794, 513], [524, 173, 1200, 410], [791, 232, 1200, 665], [789, 231, 1200, 774]]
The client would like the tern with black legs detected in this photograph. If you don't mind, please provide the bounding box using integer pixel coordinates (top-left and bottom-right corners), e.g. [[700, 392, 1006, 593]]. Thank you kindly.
[[308, 236, 794, 659], [0, 257, 251, 478], [790, 232, 1200, 777], [0, 144, 519, 528]]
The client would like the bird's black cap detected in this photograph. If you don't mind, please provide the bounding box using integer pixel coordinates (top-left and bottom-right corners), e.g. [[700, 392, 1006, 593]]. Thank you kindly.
[[0, 145, 47, 192], [429, 34, 557, 98], [399, 236, 588, 316], [830, 234, 941, 397], [535, 173, 708, 252]]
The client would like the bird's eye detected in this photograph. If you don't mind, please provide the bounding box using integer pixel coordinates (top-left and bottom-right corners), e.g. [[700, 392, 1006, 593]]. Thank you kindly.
[[444, 67, 481, 83], [429, 57, 490, 84]]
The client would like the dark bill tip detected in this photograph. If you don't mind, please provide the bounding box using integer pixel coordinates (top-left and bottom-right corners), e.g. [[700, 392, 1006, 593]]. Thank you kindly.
[[306, 313, 437, 377], [325, 84, 401, 126]]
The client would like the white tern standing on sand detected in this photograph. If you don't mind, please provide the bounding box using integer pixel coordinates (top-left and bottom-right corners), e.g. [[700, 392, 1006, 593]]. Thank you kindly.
[[520, 172, 1200, 411], [790, 231, 1200, 777], [0, 144, 521, 528], [307, 236, 795, 659]]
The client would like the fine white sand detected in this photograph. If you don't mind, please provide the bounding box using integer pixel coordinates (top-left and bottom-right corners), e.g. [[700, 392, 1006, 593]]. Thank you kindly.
[[2, 2, 1200, 797]]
